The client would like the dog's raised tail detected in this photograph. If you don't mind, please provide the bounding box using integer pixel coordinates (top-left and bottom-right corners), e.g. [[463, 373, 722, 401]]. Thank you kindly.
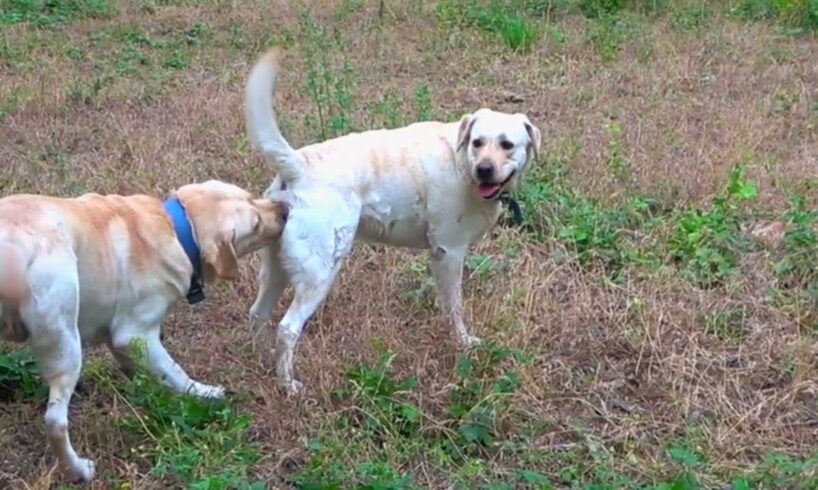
[[245, 46, 305, 184]]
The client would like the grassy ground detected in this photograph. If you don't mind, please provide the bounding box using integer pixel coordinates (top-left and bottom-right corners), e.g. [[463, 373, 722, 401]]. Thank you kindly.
[[2, 0, 818, 488]]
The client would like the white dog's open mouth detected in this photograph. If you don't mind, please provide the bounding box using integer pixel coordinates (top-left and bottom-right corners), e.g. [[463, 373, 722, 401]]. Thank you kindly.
[[477, 170, 515, 200]]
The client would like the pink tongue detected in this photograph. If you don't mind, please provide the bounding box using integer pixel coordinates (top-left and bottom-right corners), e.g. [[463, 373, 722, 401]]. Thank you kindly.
[[478, 183, 500, 198]]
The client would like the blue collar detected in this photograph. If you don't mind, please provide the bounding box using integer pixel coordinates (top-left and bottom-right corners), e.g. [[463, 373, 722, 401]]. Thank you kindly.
[[163, 197, 206, 305]]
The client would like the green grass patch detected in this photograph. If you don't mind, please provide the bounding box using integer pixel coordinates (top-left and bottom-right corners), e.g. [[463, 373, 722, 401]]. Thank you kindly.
[[1, 0, 115, 27], [435, 0, 547, 52], [0, 341, 264, 489], [289, 343, 542, 488], [285, 344, 811, 489], [517, 152, 663, 278], [731, 0, 818, 33], [665, 166, 758, 288], [294, 7, 356, 141], [85, 342, 264, 489]]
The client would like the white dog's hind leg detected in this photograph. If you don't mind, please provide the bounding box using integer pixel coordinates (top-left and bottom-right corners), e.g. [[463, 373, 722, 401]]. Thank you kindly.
[[275, 261, 346, 395], [249, 242, 288, 337], [429, 245, 482, 348], [42, 368, 95, 482], [275, 213, 357, 394], [25, 270, 95, 482]]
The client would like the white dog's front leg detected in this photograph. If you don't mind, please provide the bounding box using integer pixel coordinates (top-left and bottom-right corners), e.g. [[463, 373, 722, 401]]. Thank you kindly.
[[147, 335, 226, 398], [110, 332, 225, 399], [429, 245, 481, 348]]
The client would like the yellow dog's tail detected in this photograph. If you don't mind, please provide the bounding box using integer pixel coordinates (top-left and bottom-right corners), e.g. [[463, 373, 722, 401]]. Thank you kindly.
[[245, 47, 306, 184]]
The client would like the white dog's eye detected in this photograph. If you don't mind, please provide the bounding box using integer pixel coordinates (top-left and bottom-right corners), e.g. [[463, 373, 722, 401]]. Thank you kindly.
[[500, 140, 514, 151], [472, 138, 485, 149]]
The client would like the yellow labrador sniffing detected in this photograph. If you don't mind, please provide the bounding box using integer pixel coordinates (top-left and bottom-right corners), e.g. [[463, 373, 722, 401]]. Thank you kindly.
[[0, 180, 288, 482], [244, 47, 541, 394]]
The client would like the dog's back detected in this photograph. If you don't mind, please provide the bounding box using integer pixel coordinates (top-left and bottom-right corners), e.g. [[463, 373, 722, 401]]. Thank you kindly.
[[0, 193, 188, 344]]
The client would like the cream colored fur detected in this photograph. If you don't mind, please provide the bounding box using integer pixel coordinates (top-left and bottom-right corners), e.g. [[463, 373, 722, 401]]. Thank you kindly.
[[245, 47, 541, 394], [0, 180, 288, 482]]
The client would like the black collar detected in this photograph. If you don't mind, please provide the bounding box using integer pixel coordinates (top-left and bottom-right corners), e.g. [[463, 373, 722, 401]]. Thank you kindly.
[[163, 197, 206, 305], [499, 193, 525, 226]]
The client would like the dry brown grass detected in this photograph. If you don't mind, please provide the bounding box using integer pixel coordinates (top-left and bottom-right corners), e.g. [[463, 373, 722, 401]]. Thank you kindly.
[[2, 0, 818, 488]]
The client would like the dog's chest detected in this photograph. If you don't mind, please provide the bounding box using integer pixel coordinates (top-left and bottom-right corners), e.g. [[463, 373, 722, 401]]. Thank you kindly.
[[428, 205, 502, 248], [357, 192, 429, 248]]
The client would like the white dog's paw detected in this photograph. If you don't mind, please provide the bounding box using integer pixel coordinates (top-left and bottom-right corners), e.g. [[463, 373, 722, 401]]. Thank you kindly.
[[66, 457, 96, 483], [191, 383, 226, 399], [279, 378, 303, 396], [459, 335, 482, 349]]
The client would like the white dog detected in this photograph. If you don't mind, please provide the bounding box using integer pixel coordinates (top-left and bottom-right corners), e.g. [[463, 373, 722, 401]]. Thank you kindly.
[[244, 47, 541, 394], [0, 180, 288, 482]]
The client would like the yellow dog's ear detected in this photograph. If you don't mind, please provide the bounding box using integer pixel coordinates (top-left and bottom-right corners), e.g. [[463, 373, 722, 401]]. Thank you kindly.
[[456, 113, 478, 152], [203, 238, 240, 282], [519, 114, 542, 161]]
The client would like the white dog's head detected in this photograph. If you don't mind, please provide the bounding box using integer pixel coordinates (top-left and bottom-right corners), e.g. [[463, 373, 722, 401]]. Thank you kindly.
[[456, 108, 542, 200]]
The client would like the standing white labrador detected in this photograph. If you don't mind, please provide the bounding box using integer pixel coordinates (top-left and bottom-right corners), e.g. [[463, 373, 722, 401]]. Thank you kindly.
[[245, 47, 541, 394], [0, 180, 288, 482]]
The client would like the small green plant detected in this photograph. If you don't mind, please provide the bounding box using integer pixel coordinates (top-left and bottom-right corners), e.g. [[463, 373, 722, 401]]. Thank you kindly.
[[398, 259, 436, 307], [517, 154, 660, 276], [291, 438, 417, 490], [291, 349, 422, 489], [585, 9, 649, 61], [668, 0, 713, 31], [97, 23, 209, 80], [767, 193, 818, 332], [372, 90, 404, 129], [586, 14, 621, 61], [67, 76, 108, 107], [414, 83, 434, 121], [162, 48, 189, 70], [0, 88, 27, 120], [498, 12, 541, 52], [465, 254, 496, 279], [298, 7, 356, 140], [446, 342, 528, 456], [579, 0, 625, 18], [605, 120, 631, 185], [731, 0, 780, 20], [743, 451, 818, 488], [773, 193, 818, 290], [667, 166, 757, 287], [0, 349, 47, 401], [732, 0, 818, 33], [335, 349, 422, 438], [703, 307, 749, 342]]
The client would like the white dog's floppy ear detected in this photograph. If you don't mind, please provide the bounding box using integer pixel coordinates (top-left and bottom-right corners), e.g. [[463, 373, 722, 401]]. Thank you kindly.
[[203, 238, 240, 281], [520, 115, 542, 161], [456, 113, 477, 152]]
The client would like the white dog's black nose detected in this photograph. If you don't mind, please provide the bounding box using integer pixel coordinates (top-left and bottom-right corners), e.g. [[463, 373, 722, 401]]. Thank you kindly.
[[476, 162, 494, 181]]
